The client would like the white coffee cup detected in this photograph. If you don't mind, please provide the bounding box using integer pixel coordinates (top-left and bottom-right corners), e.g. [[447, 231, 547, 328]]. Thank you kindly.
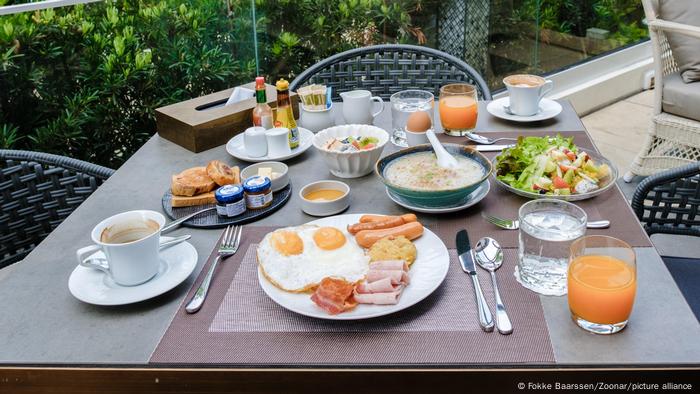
[[244, 126, 268, 157], [340, 90, 384, 124], [503, 74, 554, 116], [266, 127, 292, 157], [76, 210, 165, 286]]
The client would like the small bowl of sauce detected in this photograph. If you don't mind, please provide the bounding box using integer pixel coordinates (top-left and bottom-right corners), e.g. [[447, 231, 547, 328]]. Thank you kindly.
[[299, 180, 350, 216]]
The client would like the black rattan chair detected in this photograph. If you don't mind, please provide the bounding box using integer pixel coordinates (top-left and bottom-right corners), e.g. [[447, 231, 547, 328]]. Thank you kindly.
[[631, 162, 700, 319], [0, 150, 115, 268], [290, 44, 492, 101]]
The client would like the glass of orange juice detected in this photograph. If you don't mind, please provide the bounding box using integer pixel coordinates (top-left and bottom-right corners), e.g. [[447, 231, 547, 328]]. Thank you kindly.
[[438, 83, 478, 136], [568, 235, 636, 335]]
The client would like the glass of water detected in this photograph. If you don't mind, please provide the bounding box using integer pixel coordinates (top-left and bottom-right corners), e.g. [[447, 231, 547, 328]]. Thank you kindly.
[[517, 199, 587, 296], [390, 90, 434, 147]]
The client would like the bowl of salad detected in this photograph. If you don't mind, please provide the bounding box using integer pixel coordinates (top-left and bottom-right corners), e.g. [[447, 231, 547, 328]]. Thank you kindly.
[[492, 134, 618, 201], [313, 124, 389, 178]]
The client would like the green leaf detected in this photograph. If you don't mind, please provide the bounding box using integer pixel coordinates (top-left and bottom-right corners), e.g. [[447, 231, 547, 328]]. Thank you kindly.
[[113, 36, 125, 56]]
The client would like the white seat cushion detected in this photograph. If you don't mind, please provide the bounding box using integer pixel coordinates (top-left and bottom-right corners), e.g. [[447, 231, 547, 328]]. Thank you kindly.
[[663, 72, 700, 122], [659, 0, 700, 83]]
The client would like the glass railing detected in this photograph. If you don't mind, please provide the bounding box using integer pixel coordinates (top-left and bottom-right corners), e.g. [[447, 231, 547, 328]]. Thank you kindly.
[[252, 0, 649, 92], [0, 0, 649, 166]]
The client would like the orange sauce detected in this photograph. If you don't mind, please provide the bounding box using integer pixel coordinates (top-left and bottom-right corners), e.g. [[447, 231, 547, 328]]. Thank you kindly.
[[568, 255, 636, 324], [304, 189, 345, 202], [439, 96, 478, 130]]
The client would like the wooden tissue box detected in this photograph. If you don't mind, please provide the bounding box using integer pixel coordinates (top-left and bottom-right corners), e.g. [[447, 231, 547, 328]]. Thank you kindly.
[[155, 82, 299, 153]]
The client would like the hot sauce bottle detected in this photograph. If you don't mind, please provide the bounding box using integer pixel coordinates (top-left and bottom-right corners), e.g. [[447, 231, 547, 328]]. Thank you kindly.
[[252, 76, 273, 129], [274, 78, 300, 149]]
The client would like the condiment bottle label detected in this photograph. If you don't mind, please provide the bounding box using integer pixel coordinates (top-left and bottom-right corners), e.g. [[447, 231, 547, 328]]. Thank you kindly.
[[245, 191, 273, 208], [217, 199, 246, 217]]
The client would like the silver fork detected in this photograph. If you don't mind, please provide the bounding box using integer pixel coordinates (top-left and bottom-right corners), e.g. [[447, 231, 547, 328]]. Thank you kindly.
[[185, 225, 242, 314], [481, 213, 610, 230]]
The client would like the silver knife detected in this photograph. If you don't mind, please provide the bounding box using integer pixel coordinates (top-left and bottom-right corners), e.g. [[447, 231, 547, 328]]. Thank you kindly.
[[474, 144, 514, 152], [456, 229, 495, 332]]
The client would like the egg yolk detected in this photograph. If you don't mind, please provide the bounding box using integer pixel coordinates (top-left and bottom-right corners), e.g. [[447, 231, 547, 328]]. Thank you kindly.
[[271, 231, 304, 256], [313, 227, 346, 251]]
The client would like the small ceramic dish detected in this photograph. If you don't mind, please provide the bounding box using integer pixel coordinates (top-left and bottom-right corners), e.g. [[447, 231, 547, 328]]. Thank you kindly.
[[312, 124, 389, 178], [299, 180, 350, 217], [375, 144, 492, 208], [240, 161, 289, 192]]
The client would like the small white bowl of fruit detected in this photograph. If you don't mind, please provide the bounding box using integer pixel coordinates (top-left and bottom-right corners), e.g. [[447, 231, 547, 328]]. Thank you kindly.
[[312, 124, 389, 178]]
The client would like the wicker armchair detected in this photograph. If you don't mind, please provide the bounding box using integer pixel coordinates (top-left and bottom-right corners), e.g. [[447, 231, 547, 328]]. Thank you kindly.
[[0, 150, 115, 268], [290, 44, 492, 101], [625, 0, 700, 181], [631, 161, 700, 319]]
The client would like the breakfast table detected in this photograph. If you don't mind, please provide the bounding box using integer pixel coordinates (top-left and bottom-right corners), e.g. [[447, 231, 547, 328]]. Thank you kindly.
[[0, 100, 698, 376]]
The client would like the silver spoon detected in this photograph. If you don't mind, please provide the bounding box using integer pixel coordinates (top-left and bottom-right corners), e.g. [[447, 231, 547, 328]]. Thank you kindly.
[[474, 237, 513, 335], [465, 132, 517, 145]]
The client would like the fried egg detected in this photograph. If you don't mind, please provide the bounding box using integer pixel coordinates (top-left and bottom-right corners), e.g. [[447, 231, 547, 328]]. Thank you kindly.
[[257, 224, 369, 292]]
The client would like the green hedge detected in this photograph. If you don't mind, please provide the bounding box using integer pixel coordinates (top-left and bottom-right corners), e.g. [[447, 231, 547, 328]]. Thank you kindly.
[[0, 0, 425, 167]]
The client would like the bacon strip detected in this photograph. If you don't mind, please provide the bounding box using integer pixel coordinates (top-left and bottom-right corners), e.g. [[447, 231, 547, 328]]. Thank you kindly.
[[310, 277, 357, 315]]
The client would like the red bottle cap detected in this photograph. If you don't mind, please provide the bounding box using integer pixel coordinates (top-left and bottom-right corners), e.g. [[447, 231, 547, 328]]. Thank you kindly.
[[255, 76, 265, 87]]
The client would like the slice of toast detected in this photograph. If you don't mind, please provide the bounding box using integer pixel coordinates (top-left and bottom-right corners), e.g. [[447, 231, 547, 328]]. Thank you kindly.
[[206, 160, 240, 186], [171, 191, 216, 207], [171, 167, 217, 197]]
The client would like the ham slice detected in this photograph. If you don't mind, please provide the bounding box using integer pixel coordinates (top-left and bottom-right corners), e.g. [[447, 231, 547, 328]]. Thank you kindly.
[[353, 287, 404, 305], [369, 260, 408, 271], [366, 269, 410, 286], [355, 277, 400, 294], [310, 277, 357, 315]]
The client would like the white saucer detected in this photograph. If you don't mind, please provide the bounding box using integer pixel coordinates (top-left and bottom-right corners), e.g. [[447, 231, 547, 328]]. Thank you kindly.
[[68, 237, 198, 306], [385, 180, 490, 213], [226, 127, 314, 162], [487, 97, 562, 122]]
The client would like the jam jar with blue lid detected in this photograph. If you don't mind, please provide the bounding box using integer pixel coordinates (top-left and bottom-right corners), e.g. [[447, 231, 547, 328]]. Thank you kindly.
[[243, 176, 273, 209], [215, 184, 246, 217]]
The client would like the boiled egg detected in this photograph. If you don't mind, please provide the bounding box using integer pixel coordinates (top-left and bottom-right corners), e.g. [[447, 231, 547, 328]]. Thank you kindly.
[[405, 111, 432, 133]]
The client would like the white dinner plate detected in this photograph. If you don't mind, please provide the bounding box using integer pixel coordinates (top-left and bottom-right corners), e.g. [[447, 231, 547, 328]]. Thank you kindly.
[[385, 180, 490, 213], [486, 97, 562, 122], [68, 237, 198, 306], [226, 127, 314, 163], [257, 214, 450, 320]]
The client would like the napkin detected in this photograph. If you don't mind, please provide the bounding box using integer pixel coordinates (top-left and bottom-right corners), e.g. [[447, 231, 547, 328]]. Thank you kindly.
[[225, 87, 255, 106]]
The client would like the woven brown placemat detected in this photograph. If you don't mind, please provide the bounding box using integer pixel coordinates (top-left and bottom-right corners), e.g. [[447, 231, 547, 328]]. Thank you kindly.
[[150, 227, 555, 366]]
